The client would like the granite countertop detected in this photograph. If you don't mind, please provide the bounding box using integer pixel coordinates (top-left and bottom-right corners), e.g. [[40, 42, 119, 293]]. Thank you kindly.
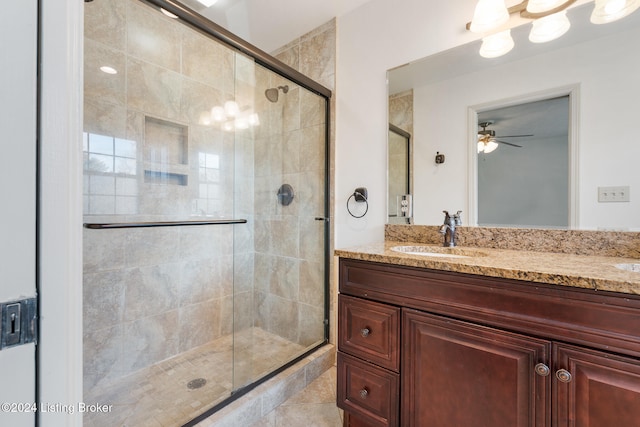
[[335, 241, 640, 295]]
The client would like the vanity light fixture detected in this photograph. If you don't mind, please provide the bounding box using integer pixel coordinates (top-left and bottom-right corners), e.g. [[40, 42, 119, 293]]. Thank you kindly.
[[201, 102, 260, 132], [468, 0, 640, 57]]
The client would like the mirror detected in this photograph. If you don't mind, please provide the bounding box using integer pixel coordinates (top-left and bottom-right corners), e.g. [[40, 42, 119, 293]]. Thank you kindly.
[[387, 3, 640, 231]]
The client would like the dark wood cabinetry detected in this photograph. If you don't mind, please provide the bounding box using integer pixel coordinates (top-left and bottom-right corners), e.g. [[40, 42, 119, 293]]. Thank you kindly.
[[402, 310, 549, 427], [337, 258, 640, 427]]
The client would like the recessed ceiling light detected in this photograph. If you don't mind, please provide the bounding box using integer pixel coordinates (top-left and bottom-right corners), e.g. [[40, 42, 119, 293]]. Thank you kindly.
[[196, 0, 219, 7], [160, 8, 178, 19], [100, 66, 118, 75]]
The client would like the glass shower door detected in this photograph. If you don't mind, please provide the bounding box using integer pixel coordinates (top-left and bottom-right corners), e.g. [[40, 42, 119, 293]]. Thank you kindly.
[[231, 54, 328, 390], [83, 1, 329, 425]]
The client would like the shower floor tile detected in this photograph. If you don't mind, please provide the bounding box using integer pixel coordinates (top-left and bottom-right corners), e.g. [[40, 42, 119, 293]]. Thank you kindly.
[[84, 327, 306, 427]]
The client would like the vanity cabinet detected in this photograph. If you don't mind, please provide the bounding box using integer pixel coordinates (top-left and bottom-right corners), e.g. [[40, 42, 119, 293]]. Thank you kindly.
[[337, 294, 400, 426], [337, 258, 640, 427]]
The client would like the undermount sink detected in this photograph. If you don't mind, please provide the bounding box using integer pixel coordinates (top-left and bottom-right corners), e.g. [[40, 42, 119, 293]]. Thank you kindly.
[[390, 245, 487, 259], [615, 263, 640, 273]]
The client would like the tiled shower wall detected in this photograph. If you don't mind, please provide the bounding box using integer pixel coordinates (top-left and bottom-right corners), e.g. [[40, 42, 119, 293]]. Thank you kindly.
[[256, 19, 336, 347], [83, 0, 251, 391], [270, 19, 336, 346]]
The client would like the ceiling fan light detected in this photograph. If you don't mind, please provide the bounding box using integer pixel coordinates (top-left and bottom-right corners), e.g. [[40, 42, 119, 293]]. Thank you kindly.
[[478, 141, 485, 153], [590, 0, 640, 23], [484, 140, 499, 153], [470, 0, 510, 33], [526, 0, 568, 14], [479, 30, 514, 58], [529, 11, 571, 43]]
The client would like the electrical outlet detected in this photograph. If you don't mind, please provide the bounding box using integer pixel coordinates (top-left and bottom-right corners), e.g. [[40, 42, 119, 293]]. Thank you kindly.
[[598, 186, 630, 203]]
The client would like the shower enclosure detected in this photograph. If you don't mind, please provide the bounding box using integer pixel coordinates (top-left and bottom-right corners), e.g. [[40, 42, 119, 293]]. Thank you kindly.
[[82, 1, 330, 425]]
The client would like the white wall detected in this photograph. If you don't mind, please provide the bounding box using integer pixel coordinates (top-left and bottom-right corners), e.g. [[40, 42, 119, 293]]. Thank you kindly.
[[335, 0, 478, 248], [0, 2, 38, 426]]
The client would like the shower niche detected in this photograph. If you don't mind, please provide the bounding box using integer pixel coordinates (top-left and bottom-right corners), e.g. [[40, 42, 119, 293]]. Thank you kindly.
[[143, 116, 189, 186]]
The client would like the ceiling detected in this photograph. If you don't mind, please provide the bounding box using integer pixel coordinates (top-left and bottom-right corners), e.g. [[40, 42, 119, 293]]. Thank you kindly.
[[178, 0, 375, 52]]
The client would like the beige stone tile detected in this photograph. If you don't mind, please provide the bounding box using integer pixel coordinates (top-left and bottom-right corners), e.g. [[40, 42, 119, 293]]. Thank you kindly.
[[126, 58, 183, 121], [274, 402, 342, 427], [182, 29, 234, 90], [84, 0, 126, 50], [284, 367, 336, 405], [126, 0, 181, 72], [84, 39, 127, 107]]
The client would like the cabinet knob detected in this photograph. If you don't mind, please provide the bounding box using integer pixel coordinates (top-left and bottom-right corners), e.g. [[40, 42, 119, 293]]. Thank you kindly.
[[360, 327, 370, 337], [359, 388, 369, 399], [556, 369, 573, 383], [534, 363, 550, 377]]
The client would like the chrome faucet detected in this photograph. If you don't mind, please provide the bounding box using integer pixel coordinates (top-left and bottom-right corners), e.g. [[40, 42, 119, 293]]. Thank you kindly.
[[440, 210, 462, 247]]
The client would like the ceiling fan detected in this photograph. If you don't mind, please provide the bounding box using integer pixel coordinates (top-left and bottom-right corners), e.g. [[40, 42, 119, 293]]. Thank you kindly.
[[477, 121, 533, 153]]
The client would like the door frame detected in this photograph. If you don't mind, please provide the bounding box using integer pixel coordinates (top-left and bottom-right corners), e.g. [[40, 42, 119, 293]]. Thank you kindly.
[[38, 1, 84, 426]]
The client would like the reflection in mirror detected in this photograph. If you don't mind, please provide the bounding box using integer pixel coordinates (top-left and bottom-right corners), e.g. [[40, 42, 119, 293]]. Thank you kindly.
[[388, 124, 412, 224], [387, 3, 640, 230], [477, 96, 569, 228]]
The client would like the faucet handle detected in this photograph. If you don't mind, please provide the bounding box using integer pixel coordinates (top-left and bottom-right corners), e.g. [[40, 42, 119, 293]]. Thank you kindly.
[[453, 210, 462, 225], [442, 210, 450, 219]]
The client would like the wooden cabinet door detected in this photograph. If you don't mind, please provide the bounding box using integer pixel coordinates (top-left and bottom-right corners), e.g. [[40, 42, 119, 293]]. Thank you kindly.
[[554, 343, 640, 427], [402, 309, 550, 427]]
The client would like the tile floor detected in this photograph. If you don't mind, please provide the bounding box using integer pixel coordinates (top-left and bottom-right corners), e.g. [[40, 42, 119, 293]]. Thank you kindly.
[[249, 366, 342, 427], [84, 327, 313, 427]]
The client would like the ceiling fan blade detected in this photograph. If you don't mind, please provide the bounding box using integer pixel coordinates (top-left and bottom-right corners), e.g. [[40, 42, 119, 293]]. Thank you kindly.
[[495, 140, 522, 148], [496, 134, 534, 138]]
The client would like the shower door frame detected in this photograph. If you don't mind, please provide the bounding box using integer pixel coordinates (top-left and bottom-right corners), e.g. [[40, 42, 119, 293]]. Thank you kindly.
[[140, 0, 332, 423]]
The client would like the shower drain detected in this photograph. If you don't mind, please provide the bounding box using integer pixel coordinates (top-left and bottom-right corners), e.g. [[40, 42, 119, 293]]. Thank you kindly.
[[187, 378, 207, 390]]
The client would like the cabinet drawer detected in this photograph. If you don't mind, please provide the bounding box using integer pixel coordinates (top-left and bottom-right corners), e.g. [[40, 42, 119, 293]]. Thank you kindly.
[[337, 352, 399, 427], [338, 294, 400, 371]]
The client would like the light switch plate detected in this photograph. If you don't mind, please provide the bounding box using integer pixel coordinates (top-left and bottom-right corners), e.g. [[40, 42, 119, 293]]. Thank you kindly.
[[598, 186, 630, 203]]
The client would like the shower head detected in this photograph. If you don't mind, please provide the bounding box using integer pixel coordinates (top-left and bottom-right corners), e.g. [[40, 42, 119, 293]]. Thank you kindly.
[[265, 85, 289, 103]]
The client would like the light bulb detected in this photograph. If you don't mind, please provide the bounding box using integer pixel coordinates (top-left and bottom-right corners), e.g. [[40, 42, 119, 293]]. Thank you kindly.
[[529, 11, 571, 43], [591, 0, 640, 23], [478, 141, 485, 153], [484, 140, 499, 153], [469, 0, 510, 33], [224, 101, 239, 117], [248, 113, 260, 126], [479, 30, 514, 58], [199, 112, 211, 126], [211, 106, 226, 122]]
